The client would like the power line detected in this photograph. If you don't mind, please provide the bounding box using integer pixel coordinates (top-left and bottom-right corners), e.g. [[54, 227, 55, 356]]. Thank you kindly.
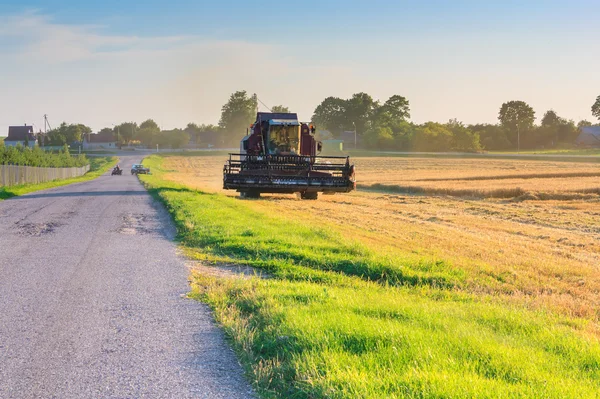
[[257, 97, 272, 112]]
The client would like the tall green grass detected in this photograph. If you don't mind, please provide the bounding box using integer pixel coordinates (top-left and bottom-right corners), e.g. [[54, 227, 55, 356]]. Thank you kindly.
[[141, 155, 600, 398]]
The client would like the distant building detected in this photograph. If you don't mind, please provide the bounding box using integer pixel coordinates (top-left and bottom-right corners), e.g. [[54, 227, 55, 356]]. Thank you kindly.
[[4, 125, 36, 148], [575, 126, 600, 147], [339, 130, 360, 148], [83, 131, 117, 150]]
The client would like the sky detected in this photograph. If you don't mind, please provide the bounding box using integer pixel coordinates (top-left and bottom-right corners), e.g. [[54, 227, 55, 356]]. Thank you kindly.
[[0, 0, 599, 134]]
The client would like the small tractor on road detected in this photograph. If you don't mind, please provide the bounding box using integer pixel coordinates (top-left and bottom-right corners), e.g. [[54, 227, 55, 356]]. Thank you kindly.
[[223, 112, 356, 199]]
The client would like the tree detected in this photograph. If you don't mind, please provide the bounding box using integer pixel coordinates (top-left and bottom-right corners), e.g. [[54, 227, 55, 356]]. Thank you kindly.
[[363, 126, 394, 150], [158, 129, 190, 149], [271, 105, 290, 113], [312, 97, 348, 136], [541, 110, 560, 127], [412, 123, 453, 152], [114, 122, 138, 144], [446, 119, 480, 152], [140, 119, 159, 131], [592, 95, 600, 121], [498, 101, 535, 149], [45, 122, 91, 146], [345, 92, 378, 135], [135, 119, 160, 147], [381, 95, 410, 121], [219, 91, 258, 144], [390, 121, 415, 150], [578, 120, 593, 129]]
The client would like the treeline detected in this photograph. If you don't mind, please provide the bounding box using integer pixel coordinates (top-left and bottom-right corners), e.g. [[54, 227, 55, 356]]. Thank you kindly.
[[43, 123, 92, 146], [312, 94, 600, 152], [105, 120, 192, 149], [0, 145, 88, 167], [38, 92, 600, 152]]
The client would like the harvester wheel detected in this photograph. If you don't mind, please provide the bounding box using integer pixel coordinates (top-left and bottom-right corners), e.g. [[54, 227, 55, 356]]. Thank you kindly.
[[300, 192, 318, 200], [240, 190, 261, 199]]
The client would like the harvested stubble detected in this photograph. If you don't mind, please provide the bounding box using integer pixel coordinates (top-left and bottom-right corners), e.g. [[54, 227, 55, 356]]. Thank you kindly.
[[160, 155, 600, 322]]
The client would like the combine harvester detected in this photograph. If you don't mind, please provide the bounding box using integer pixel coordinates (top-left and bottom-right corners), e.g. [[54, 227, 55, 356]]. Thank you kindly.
[[223, 112, 356, 199]]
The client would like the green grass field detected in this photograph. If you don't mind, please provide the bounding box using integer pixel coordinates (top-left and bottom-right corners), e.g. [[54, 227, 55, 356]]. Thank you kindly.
[[140, 155, 600, 398], [0, 156, 117, 200]]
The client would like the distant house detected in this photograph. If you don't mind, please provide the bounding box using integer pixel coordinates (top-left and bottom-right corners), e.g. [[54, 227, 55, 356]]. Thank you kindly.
[[575, 126, 600, 147], [4, 125, 36, 148], [339, 130, 360, 148], [83, 131, 117, 150]]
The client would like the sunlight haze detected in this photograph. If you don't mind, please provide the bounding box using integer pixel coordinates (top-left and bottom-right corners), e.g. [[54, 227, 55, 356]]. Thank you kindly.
[[1, 0, 599, 133]]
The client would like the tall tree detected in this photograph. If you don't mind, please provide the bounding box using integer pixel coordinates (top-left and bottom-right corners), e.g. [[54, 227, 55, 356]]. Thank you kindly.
[[312, 97, 348, 136], [271, 105, 290, 113], [374, 95, 411, 129], [578, 120, 592, 129], [541, 110, 561, 127], [592, 95, 600, 121], [140, 119, 159, 131], [381, 95, 410, 121], [345, 92, 378, 135], [219, 91, 258, 144], [498, 101, 535, 149], [114, 122, 138, 143]]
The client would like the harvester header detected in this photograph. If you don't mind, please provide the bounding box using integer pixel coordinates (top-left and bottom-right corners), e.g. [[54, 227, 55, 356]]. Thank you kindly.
[[223, 112, 356, 199]]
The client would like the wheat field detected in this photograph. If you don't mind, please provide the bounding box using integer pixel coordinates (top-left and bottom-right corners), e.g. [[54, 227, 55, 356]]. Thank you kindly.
[[161, 154, 600, 323]]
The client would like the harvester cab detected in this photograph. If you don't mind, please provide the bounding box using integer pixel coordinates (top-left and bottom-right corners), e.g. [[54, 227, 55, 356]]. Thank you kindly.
[[224, 112, 356, 199]]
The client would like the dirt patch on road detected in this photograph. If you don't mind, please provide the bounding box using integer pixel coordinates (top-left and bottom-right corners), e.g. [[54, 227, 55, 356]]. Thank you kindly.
[[17, 221, 63, 236], [119, 213, 158, 235]]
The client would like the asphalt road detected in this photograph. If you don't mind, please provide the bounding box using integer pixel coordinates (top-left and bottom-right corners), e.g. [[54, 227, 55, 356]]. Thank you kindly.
[[0, 156, 254, 398]]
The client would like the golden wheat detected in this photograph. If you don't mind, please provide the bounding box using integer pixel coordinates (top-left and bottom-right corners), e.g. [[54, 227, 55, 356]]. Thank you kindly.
[[162, 155, 600, 322]]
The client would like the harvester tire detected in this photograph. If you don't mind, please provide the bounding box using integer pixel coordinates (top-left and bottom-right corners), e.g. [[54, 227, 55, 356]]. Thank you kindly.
[[300, 192, 318, 200], [240, 190, 261, 199]]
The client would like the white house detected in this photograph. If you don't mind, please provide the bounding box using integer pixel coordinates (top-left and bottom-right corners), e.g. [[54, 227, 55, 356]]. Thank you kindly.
[[83, 131, 117, 150], [4, 125, 36, 148]]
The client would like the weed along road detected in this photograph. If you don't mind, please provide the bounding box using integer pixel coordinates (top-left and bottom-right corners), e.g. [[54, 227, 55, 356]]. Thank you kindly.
[[0, 156, 254, 399]]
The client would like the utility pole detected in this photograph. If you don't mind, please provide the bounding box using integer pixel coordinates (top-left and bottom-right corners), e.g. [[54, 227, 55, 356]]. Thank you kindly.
[[43, 114, 52, 133], [353, 122, 357, 149]]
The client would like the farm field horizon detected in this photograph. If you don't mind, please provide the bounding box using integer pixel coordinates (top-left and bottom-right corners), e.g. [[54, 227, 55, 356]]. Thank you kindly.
[[141, 153, 600, 398]]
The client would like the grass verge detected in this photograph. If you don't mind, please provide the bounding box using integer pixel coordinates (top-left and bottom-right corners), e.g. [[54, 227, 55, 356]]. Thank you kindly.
[[141, 155, 600, 398], [0, 156, 117, 200]]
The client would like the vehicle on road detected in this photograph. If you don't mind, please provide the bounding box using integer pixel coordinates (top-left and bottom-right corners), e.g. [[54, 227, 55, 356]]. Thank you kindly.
[[223, 112, 356, 200], [111, 167, 122, 175], [131, 164, 150, 175]]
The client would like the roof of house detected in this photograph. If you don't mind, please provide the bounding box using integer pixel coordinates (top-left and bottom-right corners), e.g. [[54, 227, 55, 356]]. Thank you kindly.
[[581, 126, 600, 136], [86, 131, 116, 143], [7, 126, 35, 141]]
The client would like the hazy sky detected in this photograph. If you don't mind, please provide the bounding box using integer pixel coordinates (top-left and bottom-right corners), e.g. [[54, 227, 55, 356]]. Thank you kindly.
[[1, 0, 599, 134]]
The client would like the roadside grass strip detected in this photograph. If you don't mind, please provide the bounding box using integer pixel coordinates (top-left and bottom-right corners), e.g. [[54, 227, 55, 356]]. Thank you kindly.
[[0, 156, 117, 200], [141, 155, 600, 398]]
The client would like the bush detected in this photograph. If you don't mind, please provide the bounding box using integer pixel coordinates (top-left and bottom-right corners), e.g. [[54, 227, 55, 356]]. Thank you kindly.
[[412, 123, 453, 152], [0, 145, 88, 167]]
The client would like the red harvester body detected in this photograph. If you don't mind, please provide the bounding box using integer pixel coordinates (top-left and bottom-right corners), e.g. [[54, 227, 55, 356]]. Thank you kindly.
[[223, 112, 356, 199]]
